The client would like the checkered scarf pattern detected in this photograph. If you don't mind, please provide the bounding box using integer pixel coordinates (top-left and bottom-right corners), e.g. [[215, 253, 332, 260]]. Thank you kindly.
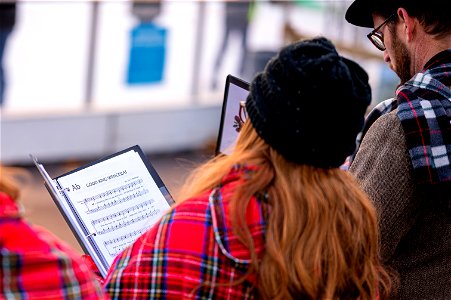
[[348, 97, 397, 165], [350, 49, 451, 185], [104, 166, 267, 299], [0, 192, 106, 299]]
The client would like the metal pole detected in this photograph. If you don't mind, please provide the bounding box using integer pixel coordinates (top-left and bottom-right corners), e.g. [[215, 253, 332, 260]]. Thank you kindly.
[[190, 0, 206, 104], [85, 0, 99, 108]]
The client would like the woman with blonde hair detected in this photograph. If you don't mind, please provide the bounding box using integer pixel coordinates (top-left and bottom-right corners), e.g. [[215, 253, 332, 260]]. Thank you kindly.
[[0, 166, 106, 299], [104, 37, 390, 299]]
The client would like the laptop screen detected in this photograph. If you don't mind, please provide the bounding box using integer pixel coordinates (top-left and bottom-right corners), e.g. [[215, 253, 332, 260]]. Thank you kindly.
[[215, 75, 250, 156]]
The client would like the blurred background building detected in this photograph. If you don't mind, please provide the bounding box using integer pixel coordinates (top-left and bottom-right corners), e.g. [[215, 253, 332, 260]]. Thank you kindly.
[[0, 0, 399, 252], [0, 0, 399, 164]]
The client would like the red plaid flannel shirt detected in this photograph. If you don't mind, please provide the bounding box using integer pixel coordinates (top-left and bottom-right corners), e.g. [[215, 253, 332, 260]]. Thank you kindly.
[[104, 166, 267, 299], [0, 192, 107, 299]]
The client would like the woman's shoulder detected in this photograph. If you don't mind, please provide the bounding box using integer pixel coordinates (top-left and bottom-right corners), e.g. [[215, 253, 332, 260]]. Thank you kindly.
[[0, 194, 106, 299], [172, 190, 212, 213], [0, 191, 20, 218]]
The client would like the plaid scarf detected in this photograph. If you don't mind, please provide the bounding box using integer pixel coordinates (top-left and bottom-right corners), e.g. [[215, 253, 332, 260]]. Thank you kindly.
[[350, 49, 451, 185]]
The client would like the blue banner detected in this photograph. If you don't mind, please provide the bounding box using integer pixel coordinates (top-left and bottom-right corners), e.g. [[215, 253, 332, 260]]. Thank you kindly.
[[127, 23, 167, 85]]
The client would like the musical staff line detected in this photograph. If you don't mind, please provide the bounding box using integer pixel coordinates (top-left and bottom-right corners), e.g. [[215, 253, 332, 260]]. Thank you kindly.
[[91, 198, 153, 226], [102, 226, 150, 257], [93, 207, 160, 235], [84, 182, 148, 214], [83, 178, 143, 204], [103, 228, 145, 246]]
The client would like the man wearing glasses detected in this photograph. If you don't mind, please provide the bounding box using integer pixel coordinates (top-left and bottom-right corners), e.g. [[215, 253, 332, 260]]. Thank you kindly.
[[345, 0, 450, 299]]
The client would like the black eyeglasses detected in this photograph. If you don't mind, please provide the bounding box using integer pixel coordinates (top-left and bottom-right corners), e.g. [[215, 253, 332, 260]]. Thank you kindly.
[[367, 13, 396, 51]]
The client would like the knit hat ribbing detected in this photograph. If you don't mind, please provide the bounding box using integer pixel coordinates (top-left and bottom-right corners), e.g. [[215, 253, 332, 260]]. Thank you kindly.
[[245, 37, 371, 168]]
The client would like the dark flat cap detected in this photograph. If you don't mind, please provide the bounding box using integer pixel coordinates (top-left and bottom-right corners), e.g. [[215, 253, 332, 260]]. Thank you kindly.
[[345, 0, 399, 28]]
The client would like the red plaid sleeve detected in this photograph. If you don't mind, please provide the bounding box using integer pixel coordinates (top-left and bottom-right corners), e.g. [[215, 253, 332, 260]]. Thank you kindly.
[[0, 193, 107, 299]]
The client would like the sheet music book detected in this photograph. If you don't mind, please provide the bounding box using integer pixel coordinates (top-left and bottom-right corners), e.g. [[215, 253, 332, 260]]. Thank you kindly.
[[31, 145, 175, 278]]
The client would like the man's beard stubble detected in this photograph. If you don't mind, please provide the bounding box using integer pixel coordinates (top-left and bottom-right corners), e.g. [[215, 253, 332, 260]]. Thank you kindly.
[[391, 31, 412, 85]]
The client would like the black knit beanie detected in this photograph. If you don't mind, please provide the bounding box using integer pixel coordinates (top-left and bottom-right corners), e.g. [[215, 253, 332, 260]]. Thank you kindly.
[[245, 37, 371, 168]]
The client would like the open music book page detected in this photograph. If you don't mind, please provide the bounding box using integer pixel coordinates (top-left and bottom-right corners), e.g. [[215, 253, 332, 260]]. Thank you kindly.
[[31, 145, 174, 278]]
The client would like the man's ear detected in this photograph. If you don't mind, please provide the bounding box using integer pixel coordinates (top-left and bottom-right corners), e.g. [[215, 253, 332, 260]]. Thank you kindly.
[[397, 7, 416, 42]]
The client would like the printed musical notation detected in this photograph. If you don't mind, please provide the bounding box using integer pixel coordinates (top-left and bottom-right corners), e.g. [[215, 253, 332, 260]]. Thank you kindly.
[[91, 199, 161, 235], [48, 146, 174, 277], [91, 199, 152, 226], [103, 227, 149, 257], [82, 178, 145, 214]]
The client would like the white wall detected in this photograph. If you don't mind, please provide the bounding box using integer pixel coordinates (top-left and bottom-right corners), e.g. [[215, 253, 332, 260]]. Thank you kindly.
[[0, 105, 221, 164]]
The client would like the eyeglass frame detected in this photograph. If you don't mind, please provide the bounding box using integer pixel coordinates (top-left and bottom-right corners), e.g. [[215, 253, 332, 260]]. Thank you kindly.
[[367, 13, 396, 51]]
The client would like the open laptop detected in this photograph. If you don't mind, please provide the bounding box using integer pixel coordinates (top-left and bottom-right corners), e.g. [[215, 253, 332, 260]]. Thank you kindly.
[[215, 74, 250, 156]]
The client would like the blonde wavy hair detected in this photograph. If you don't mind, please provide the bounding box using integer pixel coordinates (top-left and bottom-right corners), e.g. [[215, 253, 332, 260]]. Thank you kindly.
[[180, 121, 390, 299], [0, 165, 24, 201]]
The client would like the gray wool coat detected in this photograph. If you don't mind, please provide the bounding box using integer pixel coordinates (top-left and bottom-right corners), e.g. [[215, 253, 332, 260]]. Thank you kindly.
[[350, 110, 451, 299]]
